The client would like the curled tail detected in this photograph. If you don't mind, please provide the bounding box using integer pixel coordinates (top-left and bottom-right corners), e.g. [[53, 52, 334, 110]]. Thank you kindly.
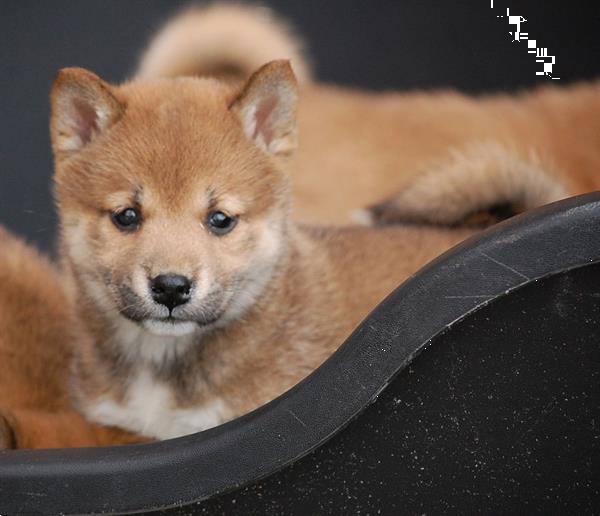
[[136, 3, 311, 84]]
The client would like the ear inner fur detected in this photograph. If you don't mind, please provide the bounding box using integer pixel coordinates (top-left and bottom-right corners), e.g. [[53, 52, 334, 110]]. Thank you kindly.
[[230, 60, 298, 156], [50, 67, 124, 156]]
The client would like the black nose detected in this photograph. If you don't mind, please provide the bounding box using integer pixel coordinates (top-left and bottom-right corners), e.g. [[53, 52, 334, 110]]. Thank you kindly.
[[150, 274, 192, 311]]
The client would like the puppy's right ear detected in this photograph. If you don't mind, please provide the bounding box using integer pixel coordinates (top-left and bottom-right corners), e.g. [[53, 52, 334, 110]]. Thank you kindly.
[[50, 67, 124, 156]]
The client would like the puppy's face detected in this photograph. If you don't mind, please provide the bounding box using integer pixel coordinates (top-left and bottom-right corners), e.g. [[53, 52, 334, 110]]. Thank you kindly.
[[52, 62, 297, 337]]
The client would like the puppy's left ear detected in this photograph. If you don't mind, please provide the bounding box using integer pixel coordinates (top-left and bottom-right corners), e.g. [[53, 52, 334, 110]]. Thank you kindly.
[[230, 60, 298, 156]]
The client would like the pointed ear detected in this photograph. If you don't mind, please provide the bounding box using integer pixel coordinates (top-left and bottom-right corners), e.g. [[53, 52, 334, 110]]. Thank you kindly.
[[230, 60, 298, 156], [50, 67, 124, 155]]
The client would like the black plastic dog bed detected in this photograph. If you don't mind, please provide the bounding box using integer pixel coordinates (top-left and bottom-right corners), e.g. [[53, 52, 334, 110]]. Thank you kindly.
[[1, 193, 599, 515]]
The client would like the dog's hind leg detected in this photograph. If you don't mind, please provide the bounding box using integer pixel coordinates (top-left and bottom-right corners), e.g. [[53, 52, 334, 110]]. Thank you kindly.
[[0, 408, 150, 449]]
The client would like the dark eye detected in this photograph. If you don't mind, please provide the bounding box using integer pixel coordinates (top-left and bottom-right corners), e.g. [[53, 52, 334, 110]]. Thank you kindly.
[[111, 207, 141, 231], [207, 210, 237, 235]]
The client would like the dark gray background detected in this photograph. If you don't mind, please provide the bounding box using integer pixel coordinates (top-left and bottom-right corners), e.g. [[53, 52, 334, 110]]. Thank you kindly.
[[1, 0, 598, 253]]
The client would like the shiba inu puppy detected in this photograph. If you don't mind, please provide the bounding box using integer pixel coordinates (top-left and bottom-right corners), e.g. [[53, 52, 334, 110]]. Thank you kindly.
[[48, 60, 474, 441], [0, 228, 142, 448], [3, 3, 598, 447], [138, 4, 599, 227]]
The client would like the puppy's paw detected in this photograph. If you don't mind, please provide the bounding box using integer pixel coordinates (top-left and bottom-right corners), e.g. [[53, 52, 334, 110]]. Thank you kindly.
[[0, 410, 17, 449]]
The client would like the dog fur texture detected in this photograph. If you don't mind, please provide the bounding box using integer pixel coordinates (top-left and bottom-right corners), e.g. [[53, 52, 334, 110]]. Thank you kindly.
[[140, 4, 599, 226], [1, 4, 598, 447], [0, 227, 144, 448], [48, 62, 474, 441]]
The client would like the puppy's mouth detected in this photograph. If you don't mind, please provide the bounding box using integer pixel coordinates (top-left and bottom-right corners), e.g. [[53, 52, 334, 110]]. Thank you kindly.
[[114, 284, 224, 335], [157, 314, 220, 324], [141, 318, 199, 337], [122, 310, 223, 336]]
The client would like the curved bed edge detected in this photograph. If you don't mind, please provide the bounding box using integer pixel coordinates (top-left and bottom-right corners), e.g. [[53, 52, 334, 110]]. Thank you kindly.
[[1, 192, 599, 515]]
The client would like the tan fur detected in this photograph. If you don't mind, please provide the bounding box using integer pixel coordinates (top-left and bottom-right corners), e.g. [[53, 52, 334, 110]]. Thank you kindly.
[[137, 3, 311, 84], [139, 5, 600, 225], [4, 5, 599, 447], [356, 142, 569, 227], [36, 62, 476, 443], [294, 82, 600, 225], [0, 227, 146, 448]]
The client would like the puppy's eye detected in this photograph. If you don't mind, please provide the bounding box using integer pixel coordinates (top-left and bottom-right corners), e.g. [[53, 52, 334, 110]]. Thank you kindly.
[[111, 207, 141, 231], [207, 211, 237, 235]]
